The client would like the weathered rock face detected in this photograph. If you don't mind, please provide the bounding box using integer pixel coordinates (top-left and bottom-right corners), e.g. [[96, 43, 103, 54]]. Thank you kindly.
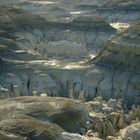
[[0, 132, 26, 140], [64, 0, 140, 24], [0, 96, 89, 140], [29, 72, 59, 96], [44, 16, 115, 54], [119, 122, 140, 140], [45, 41, 87, 58], [92, 1, 140, 23], [0, 0, 24, 5], [14, 15, 115, 58], [1, 23, 140, 106], [0, 1, 139, 107], [0, 5, 116, 102], [87, 23, 140, 106], [0, 73, 24, 97], [94, 23, 140, 71], [85, 97, 140, 139], [0, 1, 140, 140]]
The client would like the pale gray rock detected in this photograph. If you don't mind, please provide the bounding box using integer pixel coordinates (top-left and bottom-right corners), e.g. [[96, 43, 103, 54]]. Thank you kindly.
[[29, 72, 58, 96], [89, 23, 140, 105], [120, 122, 140, 140], [59, 132, 87, 140], [0, 1, 139, 109], [46, 41, 87, 58], [0, 73, 22, 97], [78, 90, 86, 102]]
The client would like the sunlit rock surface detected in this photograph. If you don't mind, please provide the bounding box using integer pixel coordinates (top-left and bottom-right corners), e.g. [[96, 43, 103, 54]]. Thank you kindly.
[[0, 0, 139, 139], [0, 96, 89, 139], [0, 0, 139, 106], [119, 122, 140, 140], [89, 23, 140, 106]]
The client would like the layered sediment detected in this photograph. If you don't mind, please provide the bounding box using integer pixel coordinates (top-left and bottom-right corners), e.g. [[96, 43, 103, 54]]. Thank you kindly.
[[0, 0, 140, 140]]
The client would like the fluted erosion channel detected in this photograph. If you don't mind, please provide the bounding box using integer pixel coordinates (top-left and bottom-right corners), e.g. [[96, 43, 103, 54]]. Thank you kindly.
[[0, 1, 140, 140]]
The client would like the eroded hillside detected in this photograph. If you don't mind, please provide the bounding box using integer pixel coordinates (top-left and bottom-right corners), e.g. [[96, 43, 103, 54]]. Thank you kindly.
[[0, 0, 140, 140]]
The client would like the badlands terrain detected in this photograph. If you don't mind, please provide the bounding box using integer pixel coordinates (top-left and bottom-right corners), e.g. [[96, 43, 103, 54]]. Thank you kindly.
[[0, 0, 140, 140]]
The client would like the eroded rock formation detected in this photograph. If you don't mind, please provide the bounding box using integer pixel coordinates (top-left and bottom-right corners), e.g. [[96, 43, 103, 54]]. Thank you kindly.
[[0, 0, 139, 140], [0, 96, 89, 140]]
